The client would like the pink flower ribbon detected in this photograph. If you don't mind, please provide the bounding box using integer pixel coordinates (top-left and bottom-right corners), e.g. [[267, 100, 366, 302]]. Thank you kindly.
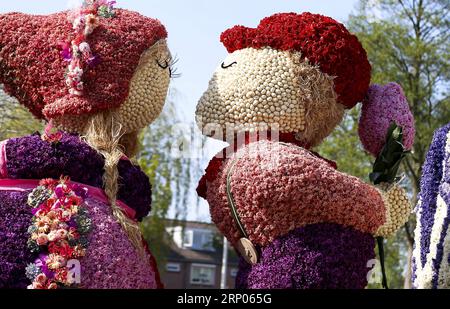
[[0, 178, 136, 220]]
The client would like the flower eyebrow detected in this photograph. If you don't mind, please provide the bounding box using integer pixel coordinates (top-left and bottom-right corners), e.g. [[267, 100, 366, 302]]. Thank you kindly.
[[221, 61, 237, 69]]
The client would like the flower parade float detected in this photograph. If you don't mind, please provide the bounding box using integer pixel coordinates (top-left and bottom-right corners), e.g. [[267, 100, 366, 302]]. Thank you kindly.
[[196, 12, 415, 289], [412, 123, 450, 289], [0, 0, 175, 288]]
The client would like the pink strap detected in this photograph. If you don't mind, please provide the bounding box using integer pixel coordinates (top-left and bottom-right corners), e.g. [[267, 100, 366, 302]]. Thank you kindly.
[[0, 140, 8, 179], [0, 178, 136, 220]]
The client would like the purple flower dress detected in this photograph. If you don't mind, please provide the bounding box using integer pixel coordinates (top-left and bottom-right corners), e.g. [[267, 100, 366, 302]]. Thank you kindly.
[[0, 132, 161, 289]]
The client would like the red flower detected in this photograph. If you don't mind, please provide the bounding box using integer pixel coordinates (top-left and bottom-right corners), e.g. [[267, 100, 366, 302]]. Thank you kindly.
[[48, 240, 74, 258], [196, 156, 224, 199], [55, 268, 69, 284], [39, 178, 59, 189]]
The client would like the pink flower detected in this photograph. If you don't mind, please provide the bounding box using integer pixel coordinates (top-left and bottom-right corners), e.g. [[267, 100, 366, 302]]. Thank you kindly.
[[59, 41, 72, 62], [55, 268, 69, 285], [72, 16, 85, 32], [56, 229, 68, 240], [55, 183, 71, 199], [46, 210, 58, 220], [35, 273, 47, 284], [36, 233, 49, 246], [68, 227, 80, 240], [78, 42, 92, 60], [30, 281, 45, 289]]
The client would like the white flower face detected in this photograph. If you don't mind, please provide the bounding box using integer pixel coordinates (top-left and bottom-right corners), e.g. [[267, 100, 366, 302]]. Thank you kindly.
[[196, 47, 344, 146]]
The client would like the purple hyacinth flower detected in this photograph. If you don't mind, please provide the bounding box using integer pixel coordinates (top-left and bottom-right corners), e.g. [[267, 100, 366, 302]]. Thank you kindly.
[[358, 82, 415, 157]]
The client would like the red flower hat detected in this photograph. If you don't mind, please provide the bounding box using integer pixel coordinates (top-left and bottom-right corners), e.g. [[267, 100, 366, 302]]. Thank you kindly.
[[220, 12, 371, 109], [0, 9, 167, 120]]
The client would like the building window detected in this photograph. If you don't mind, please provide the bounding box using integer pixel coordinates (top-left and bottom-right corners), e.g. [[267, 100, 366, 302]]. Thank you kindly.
[[183, 230, 193, 247], [190, 264, 216, 285], [183, 229, 215, 251], [166, 263, 181, 273], [230, 268, 238, 277], [200, 232, 214, 251]]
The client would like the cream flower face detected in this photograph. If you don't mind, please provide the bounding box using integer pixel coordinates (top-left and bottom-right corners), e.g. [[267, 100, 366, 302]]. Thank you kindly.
[[54, 39, 171, 134], [117, 39, 171, 132], [196, 47, 345, 146]]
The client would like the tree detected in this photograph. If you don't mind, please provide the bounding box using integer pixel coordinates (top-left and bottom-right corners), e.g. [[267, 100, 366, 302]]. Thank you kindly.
[[0, 87, 43, 139], [139, 90, 204, 266], [319, 0, 449, 288]]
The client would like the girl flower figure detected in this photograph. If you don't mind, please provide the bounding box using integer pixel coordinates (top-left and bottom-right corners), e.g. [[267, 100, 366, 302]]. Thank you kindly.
[[196, 12, 415, 289], [0, 1, 176, 288]]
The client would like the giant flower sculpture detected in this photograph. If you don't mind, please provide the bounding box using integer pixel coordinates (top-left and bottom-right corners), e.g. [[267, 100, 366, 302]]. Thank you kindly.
[[0, 0, 175, 288], [196, 12, 415, 289]]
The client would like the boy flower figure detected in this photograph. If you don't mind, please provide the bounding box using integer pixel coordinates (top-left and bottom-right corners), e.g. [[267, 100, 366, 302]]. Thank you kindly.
[[196, 12, 414, 289]]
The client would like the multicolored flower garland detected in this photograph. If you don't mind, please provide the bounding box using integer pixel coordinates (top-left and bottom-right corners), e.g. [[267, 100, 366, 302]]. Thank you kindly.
[[63, 0, 116, 96], [25, 177, 92, 289]]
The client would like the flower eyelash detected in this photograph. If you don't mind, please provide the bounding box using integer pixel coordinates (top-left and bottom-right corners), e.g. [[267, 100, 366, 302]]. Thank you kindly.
[[156, 55, 180, 78]]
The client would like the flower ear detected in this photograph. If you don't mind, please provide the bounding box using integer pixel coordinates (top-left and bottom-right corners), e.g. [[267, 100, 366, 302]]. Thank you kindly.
[[220, 25, 257, 53]]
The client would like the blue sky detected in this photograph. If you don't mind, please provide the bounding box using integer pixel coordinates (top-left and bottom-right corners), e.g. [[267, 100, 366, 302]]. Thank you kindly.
[[0, 0, 360, 221]]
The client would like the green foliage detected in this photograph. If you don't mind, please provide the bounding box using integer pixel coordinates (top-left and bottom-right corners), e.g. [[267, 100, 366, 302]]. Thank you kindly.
[[317, 106, 372, 180], [0, 88, 43, 139], [370, 123, 409, 184], [138, 93, 199, 267]]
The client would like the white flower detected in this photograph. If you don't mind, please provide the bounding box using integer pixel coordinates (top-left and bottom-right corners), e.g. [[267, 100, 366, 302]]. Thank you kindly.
[[84, 14, 98, 36], [78, 42, 91, 54], [72, 16, 85, 32]]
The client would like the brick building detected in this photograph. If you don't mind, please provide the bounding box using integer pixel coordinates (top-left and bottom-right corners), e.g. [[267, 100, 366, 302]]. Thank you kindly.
[[160, 220, 239, 289]]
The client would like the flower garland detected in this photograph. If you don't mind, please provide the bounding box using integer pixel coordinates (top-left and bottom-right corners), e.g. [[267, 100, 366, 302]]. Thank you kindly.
[[63, 0, 116, 96], [25, 177, 92, 289]]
